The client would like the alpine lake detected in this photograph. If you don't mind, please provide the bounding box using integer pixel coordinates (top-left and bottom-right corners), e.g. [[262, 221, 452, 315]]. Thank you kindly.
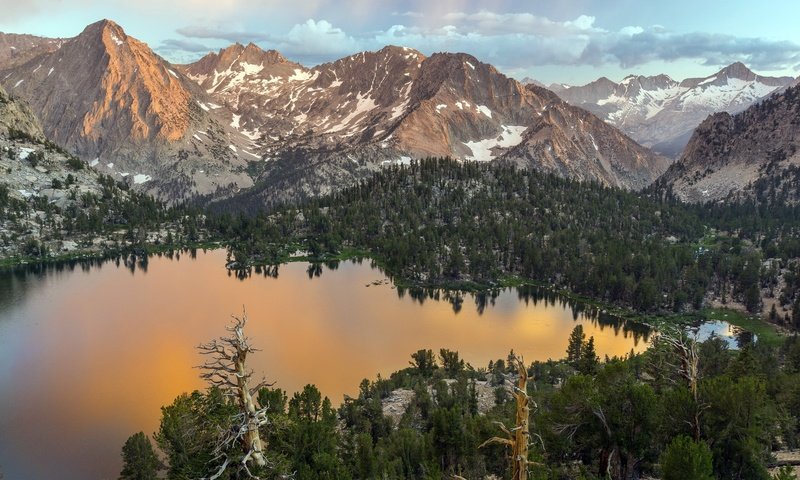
[[0, 248, 753, 479]]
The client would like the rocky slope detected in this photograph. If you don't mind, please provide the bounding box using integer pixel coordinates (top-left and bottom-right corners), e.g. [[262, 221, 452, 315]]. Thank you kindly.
[[183, 44, 668, 206], [0, 20, 255, 201], [654, 83, 800, 203], [0, 83, 129, 258], [554, 63, 795, 157], [0, 32, 64, 70]]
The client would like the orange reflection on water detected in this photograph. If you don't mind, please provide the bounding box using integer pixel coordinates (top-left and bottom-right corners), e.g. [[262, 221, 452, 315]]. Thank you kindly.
[[0, 250, 647, 480]]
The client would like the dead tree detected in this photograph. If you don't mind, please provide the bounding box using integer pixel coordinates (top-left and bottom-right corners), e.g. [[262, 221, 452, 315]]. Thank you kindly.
[[659, 330, 703, 440], [198, 310, 272, 479], [481, 355, 541, 480]]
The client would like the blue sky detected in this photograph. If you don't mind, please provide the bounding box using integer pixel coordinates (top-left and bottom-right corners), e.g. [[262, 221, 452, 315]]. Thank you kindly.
[[1, 0, 799, 85]]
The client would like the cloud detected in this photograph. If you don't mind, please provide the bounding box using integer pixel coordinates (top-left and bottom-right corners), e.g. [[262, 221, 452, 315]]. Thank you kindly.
[[174, 26, 274, 43], [165, 10, 800, 74], [158, 38, 213, 53], [579, 28, 800, 71]]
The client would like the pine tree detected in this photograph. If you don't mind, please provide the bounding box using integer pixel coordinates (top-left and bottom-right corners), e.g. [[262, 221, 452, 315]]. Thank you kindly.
[[578, 336, 599, 374], [566, 325, 585, 367], [119, 432, 161, 480]]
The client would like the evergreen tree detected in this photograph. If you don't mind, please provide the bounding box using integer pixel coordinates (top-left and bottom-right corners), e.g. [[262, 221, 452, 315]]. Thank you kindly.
[[566, 325, 585, 367], [660, 436, 713, 480], [119, 432, 161, 480], [578, 336, 599, 375]]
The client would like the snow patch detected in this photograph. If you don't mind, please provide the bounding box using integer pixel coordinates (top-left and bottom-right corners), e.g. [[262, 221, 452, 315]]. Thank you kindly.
[[90, 158, 100, 167], [589, 134, 599, 151], [133, 174, 152, 185], [168, 69, 179, 78], [476, 105, 492, 118], [106, 163, 114, 169], [18, 147, 34, 160], [382, 156, 412, 166], [13, 79, 23, 88], [463, 125, 527, 161], [47, 67, 54, 76], [465, 61, 475, 70], [231, 114, 241, 129], [110, 33, 124, 46], [289, 69, 315, 82]]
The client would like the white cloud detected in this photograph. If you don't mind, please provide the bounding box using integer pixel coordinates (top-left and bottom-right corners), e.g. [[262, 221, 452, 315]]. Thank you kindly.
[[167, 11, 800, 74]]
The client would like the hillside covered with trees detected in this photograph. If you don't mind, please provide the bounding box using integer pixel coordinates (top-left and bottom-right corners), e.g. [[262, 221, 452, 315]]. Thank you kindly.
[[213, 159, 800, 324]]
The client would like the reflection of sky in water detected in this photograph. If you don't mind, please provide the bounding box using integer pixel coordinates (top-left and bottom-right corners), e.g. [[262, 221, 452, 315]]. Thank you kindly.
[[691, 320, 756, 349], [0, 250, 648, 480]]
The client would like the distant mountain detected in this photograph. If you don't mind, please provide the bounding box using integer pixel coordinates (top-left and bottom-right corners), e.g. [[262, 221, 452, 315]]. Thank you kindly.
[[555, 63, 795, 157], [182, 43, 668, 206], [0, 20, 254, 200], [654, 83, 800, 203]]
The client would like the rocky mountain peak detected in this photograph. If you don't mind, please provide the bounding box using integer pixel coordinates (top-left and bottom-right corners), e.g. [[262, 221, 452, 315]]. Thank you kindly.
[[0, 18, 259, 202], [718, 61, 755, 80]]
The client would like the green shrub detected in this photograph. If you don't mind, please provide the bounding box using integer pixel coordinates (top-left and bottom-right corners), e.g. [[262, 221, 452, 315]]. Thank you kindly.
[[66, 156, 84, 171], [660, 436, 714, 480]]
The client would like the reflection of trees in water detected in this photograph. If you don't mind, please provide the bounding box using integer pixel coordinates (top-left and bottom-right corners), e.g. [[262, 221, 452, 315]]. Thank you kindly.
[[392, 283, 651, 344], [3, 255, 650, 344], [0, 248, 209, 307]]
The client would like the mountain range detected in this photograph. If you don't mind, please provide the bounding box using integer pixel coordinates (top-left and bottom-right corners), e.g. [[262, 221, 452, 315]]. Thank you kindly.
[[550, 63, 796, 157], [0, 20, 669, 204], [0, 19, 796, 207]]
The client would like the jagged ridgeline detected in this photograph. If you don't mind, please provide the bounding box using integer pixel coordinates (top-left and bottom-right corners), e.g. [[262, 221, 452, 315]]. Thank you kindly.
[[211, 158, 800, 317]]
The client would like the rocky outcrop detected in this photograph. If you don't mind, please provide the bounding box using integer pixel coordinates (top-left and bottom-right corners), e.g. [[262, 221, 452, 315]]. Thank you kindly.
[[654, 84, 800, 203], [0, 84, 43, 138], [0, 32, 64, 70]]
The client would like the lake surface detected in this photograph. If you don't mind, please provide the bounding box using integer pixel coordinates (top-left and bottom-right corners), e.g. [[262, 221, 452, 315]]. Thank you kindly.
[[692, 320, 756, 348], [0, 249, 649, 480]]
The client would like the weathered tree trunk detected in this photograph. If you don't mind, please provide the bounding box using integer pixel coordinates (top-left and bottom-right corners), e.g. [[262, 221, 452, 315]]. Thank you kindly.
[[230, 320, 267, 467], [198, 311, 271, 477], [481, 355, 535, 480], [661, 332, 702, 440]]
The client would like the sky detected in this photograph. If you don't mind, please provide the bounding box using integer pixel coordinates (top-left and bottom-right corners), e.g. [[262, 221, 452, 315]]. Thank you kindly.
[[1, 0, 799, 85]]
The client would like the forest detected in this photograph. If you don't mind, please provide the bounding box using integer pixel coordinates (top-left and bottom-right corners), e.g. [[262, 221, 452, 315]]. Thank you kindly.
[[210, 158, 800, 324]]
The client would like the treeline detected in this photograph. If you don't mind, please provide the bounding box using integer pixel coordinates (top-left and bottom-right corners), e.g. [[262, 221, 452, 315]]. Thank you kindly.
[[122, 327, 800, 480], [210, 158, 800, 320]]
